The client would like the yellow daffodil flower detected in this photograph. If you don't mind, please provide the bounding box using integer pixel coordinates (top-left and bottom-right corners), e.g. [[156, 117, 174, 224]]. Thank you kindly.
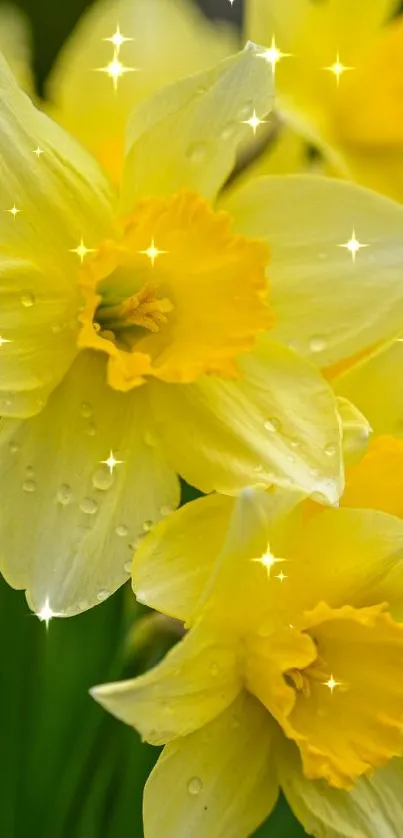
[[92, 439, 403, 838], [3, 41, 403, 620], [246, 0, 403, 202], [46, 0, 238, 182]]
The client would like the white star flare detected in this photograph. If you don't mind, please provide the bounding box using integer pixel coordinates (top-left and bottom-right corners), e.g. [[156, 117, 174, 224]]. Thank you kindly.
[[323, 674, 342, 693], [100, 450, 124, 475], [242, 109, 267, 136], [97, 53, 137, 91], [339, 229, 368, 262], [36, 598, 56, 629], [252, 549, 287, 579], [257, 36, 291, 75], [104, 24, 133, 51], [325, 53, 353, 86], [139, 239, 168, 267], [70, 239, 97, 264]]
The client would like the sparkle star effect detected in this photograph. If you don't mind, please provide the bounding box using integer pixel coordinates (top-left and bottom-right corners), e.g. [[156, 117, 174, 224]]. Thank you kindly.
[[252, 549, 287, 579], [97, 52, 137, 92], [275, 570, 288, 582], [323, 674, 342, 693], [0, 336, 12, 347], [242, 109, 267, 136], [325, 53, 353, 86], [101, 450, 124, 475], [257, 36, 291, 75], [70, 239, 97, 264], [33, 146, 44, 158], [339, 229, 369, 262], [139, 239, 168, 267], [36, 598, 57, 630], [104, 24, 133, 51], [6, 204, 21, 220]]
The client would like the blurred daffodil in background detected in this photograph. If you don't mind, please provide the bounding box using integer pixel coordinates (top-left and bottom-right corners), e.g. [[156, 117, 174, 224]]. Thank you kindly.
[[93, 436, 403, 838], [246, 0, 403, 200]]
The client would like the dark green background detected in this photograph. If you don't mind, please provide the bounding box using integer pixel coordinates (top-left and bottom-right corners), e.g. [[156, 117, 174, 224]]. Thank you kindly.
[[0, 0, 305, 835]]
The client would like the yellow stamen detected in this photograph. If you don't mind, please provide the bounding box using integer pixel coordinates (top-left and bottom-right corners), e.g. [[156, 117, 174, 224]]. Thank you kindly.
[[97, 283, 174, 334]]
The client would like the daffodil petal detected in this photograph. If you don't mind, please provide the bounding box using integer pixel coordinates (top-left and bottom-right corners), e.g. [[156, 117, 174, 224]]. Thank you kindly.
[[133, 494, 235, 622], [47, 0, 237, 182], [278, 742, 403, 838], [335, 342, 403, 437], [0, 4, 33, 92], [150, 336, 343, 503], [0, 351, 179, 616], [222, 175, 403, 369], [91, 621, 241, 745], [288, 507, 403, 614], [120, 44, 274, 210], [0, 53, 115, 414], [143, 692, 279, 838]]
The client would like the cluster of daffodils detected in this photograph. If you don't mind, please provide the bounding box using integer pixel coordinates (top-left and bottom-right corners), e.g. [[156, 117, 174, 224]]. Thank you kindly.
[[2, 0, 403, 835]]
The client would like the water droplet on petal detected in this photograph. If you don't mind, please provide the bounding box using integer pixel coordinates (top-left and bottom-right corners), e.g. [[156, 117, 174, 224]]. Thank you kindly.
[[80, 402, 93, 418], [237, 100, 253, 119], [92, 467, 114, 491], [9, 440, 19, 453], [309, 335, 327, 353], [123, 561, 132, 574], [186, 142, 207, 164], [51, 323, 63, 334], [57, 484, 73, 505], [85, 422, 97, 437], [210, 663, 219, 677], [79, 600, 89, 610], [116, 524, 128, 537], [264, 417, 281, 432], [25, 465, 34, 477], [142, 520, 153, 533], [96, 590, 109, 602], [22, 479, 36, 493], [21, 292, 35, 308], [219, 121, 237, 140], [160, 505, 173, 517], [187, 777, 203, 796], [144, 428, 158, 447], [325, 443, 337, 457], [80, 497, 98, 515]]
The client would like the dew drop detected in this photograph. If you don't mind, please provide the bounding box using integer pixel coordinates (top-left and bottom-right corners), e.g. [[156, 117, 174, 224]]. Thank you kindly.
[[160, 504, 173, 517], [142, 519, 153, 533], [264, 417, 281, 432], [20, 292, 35, 308], [80, 497, 98, 515], [230, 716, 241, 729], [25, 465, 34, 477], [219, 121, 237, 140], [116, 524, 128, 537], [51, 323, 63, 334], [92, 467, 114, 491], [325, 443, 337, 457], [93, 322, 101, 333], [96, 590, 109, 602], [22, 479, 36, 493], [309, 335, 327, 353], [187, 777, 203, 796], [9, 440, 19, 453], [237, 100, 253, 119], [57, 484, 73, 505], [85, 422, 97, 437], [186, 142, 208, 164], [123, 561, 132, 574], [210, 662, 219, 677], [80, 402, 93, 418], [79, 600, 89, 610]]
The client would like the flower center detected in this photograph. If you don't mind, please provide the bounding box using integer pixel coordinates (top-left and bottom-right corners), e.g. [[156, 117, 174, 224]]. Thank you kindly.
[[246, 601, 403, 789], [77, 191, 271, 391]]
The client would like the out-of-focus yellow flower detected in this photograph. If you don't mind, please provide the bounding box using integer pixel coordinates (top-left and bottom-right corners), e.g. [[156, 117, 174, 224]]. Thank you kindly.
[[92, 442, 403, 838], [246, 0, 403, 201], [46, 0, 238, 182], [2, 42, 403, 618]]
